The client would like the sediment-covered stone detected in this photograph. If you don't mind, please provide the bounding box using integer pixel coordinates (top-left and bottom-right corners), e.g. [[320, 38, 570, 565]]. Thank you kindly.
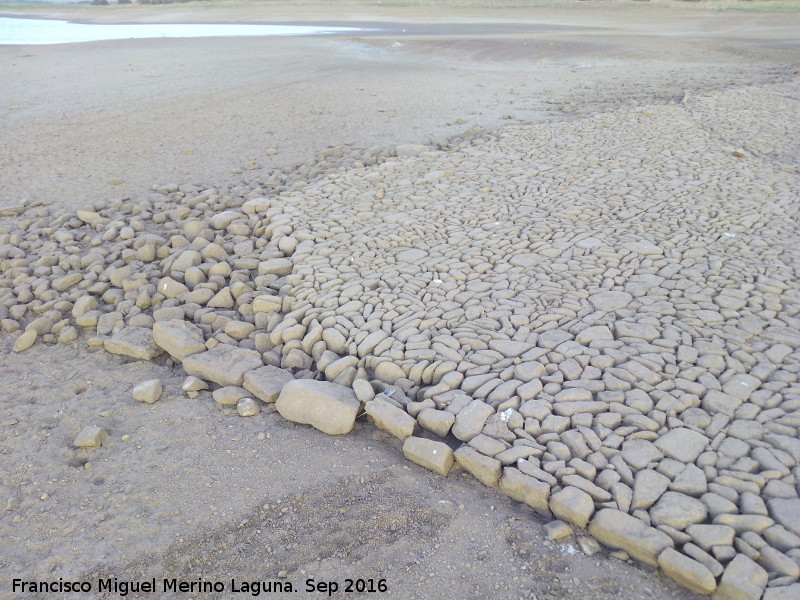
[[243, 365, 294, 403], [658, 547, 717, 595], [500, 467, 551, 517], [152, 319, 206, 360], [454, 446, 502, 487], [588, 508, 673, 566], [713, 554, 768, 600], [104, 326, 163, 361], [402, 436, 453, 476], [275, 379, 360, 435], [452, 400, 494, 442], [181, 344, 262, 386], [365, 398, 416, 439], [549, 486, 594, 529]]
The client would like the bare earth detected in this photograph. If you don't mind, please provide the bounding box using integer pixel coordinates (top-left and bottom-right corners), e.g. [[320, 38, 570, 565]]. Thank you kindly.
[[1, 2, 799, 600]]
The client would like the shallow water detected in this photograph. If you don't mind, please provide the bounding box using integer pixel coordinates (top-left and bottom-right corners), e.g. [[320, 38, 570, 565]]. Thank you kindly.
[[0, 17, 359, 45]]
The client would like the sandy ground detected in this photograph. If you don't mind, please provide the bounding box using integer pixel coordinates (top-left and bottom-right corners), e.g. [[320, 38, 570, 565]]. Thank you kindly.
[[1, 2, 799, 599]]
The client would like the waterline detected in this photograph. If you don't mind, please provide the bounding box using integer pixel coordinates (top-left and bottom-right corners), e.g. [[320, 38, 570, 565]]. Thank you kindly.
[[0, 17, 361, 45]]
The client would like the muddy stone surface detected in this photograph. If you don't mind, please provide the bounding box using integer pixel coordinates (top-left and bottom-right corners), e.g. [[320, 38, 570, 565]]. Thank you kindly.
[[1, 2, 799, 600]]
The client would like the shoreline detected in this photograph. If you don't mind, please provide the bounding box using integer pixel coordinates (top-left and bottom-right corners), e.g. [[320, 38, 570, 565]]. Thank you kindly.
[[2, 2, 797, 210]]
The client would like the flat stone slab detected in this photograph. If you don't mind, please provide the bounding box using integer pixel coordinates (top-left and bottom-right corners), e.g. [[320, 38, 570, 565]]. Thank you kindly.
[[588, 508, 673, 567], [452, 400, 495, 442], [632, 469, 670, 510], [620, 439, 663, 470], [152, 319, 206, 360], [721, 373, 760, 401], [396, 248, 427, 263], [576, 325, 614, 344], [767, 497, 800, 537], [243, 365, 294, 403], [713, 554, 767, 600], [417, 408, 455, 438], [658, 547, 716, 595], [258, 258, 293, 276], [454, 446, 501, 487], [650, 492, 708, 530], [402, 436, 453, 476], [549, 486, 595, 529], [488, 339, 535, 358], [499, 467, 551, 517], [252, 294, 283, 313], [686, 524, 735, 551], [509, 253, 540, 267], [624, 241, 663, 255], [701, 389, 743, 417], [104, 326, 163, 361], [654, 428, 709, 463], [588, 290, 633, 312], [181, 344, 263, 387], [276, 379, 360, 436], [365, 398, 417, 440], [763, 583, 800, 600], [552, 401, 609, 417]]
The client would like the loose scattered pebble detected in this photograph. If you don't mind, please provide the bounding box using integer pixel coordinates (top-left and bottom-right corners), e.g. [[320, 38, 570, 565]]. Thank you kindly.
[[132, 379, 163, 404], [73, 426, 108, 448]]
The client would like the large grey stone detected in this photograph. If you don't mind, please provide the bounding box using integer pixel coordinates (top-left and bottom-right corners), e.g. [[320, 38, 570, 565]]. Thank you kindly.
[[588, 291, 633, 312], [560, 474, 611, 502], [588, 508, 673, 566], [499, 467, 551, 517], [402, 436, 453, 476], [365, 398, 417, 440], [576, 325, 614, 345], [702, 390, 743, 417], [713, 554, 767, 600], [453, 446, 501, 487], [686, 524, 735, 551], [553, 401, 608, 417], [488, 339, 535, 358], [721, 373, 760, 401], [654, 428, 709, 463], [104, 326, 163, 361], [768, 497, 800, 537], [650, 492, 708, 530], [632, 469, 670, 510], [452, 400, 495, 442], [658, 547, 717, 595], [670, 464, 708, 496], [417, 408, 455, 438], [182, 344, 263, 386], [713, 513, 774, 534], [758, 545, 800, 580], [152, 319, 206, 360], [549, 486, 594, 529], [276, 380, 360, 435], [763, 583, 800, 600], [258, 258, 293, 276], [243, 365, 294, 403], [620, 439, 663, 470]]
